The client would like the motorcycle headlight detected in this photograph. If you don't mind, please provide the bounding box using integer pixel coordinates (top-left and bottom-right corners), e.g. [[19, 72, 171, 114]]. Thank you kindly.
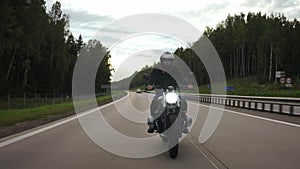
[[165, 92, 178, 104]]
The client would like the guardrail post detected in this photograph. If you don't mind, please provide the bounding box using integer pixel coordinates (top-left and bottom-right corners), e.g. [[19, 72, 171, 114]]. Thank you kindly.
[[254, 102, 257, 110], [290, 105, 294, 115], [279, 104, 282, 114], [242, 101, 245, 108], [262, 103, 265, 111], [270, 103, 273, 112]]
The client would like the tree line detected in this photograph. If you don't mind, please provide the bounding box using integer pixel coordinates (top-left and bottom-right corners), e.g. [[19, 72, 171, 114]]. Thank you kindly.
[[126, 12, 300, 88], [176, 12, 300, 85], [0, 0, 112, 97]]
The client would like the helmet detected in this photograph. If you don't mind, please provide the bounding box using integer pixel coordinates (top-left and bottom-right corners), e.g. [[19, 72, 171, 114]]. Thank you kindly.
[[160, 51, 174, 69], [160, 51, 174, 61]]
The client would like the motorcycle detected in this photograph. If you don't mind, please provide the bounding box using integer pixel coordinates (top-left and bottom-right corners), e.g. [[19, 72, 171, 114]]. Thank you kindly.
[[144, 75, 192, 159]]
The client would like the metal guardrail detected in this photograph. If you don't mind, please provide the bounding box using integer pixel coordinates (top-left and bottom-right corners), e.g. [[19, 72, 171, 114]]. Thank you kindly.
[[181, 93, 300, 116]]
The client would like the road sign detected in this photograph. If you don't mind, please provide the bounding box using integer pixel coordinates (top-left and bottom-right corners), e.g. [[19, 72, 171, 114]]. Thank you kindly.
[[286, 84, 292, 88], [280, 78, 285, 84], [276, 71, 285, 78], [286, 77, 292, 84], [224, 86, 235, 91]]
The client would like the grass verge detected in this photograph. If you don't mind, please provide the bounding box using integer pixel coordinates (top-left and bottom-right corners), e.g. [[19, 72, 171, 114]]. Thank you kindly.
[[198, 77, 300, 97], [0, 92, 126, 126]]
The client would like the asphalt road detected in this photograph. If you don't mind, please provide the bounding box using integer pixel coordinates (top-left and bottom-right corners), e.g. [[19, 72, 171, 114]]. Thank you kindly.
[[0, 92, 300, 169]]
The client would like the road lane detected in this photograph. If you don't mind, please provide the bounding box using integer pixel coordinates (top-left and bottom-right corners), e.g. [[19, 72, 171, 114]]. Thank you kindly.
[[1, 92, 300, 169], [0, 93, 219, 169]]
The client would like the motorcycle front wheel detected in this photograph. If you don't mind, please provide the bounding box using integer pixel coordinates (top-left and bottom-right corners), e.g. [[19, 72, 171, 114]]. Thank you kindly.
[[168, 115, 180, 159], [169, 143, 179, 159]]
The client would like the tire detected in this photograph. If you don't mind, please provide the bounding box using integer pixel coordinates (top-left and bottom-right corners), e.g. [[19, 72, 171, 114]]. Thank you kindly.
[[167, 115, 180, 159], [169, 143, 179, 159]]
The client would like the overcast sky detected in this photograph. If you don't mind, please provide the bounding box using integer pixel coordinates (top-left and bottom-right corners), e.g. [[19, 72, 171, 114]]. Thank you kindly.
[[46, 0, 300, 81]]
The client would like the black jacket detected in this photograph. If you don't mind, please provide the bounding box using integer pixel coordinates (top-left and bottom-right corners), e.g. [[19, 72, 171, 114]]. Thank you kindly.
[[147, 65, 188, 90]]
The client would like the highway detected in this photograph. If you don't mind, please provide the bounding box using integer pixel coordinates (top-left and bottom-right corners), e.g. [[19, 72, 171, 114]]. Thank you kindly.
[[1, 92, 300, 169]]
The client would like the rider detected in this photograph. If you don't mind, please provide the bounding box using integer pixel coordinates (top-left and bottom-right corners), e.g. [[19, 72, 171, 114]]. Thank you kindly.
[[146, 51, 193, 133]]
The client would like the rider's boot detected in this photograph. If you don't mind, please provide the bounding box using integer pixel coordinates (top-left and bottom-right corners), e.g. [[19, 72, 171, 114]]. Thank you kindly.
[[147, 116, 156, 133], [182, 112, 192, 134], [182, 124, 189, 134], [148, 124, 156, 133]]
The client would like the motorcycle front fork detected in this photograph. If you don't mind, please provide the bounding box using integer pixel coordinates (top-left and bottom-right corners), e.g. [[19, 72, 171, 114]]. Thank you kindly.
[[147, 113, 192, 133]]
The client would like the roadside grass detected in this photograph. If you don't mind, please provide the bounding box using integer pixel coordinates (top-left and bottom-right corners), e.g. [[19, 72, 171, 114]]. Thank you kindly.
[[198, 77, 300, 98], [0, 96, 69, 110], [0, 102, 74, 126], [0, 92, 126, 126]]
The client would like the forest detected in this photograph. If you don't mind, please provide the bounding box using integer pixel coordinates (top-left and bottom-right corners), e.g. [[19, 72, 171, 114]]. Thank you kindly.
[[127, 12, 300, 89], [0, 0, 112, 97], [1, 1, 299, 96], [176, 12, 300, 85]]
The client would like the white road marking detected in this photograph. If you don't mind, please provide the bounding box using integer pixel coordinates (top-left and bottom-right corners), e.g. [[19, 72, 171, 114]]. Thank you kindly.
[[188, 137, 220, 169]]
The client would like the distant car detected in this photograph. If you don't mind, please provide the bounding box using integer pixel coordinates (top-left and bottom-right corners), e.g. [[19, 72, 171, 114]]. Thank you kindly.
[[136, 88, 142, 93]]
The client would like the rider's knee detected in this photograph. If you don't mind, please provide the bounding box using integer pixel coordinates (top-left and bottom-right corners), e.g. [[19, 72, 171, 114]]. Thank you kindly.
[[181, 99, 187, 112]]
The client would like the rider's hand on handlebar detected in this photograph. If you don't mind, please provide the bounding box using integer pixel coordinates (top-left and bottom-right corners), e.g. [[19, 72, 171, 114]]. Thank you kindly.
[[147, 85, 153, 90]]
